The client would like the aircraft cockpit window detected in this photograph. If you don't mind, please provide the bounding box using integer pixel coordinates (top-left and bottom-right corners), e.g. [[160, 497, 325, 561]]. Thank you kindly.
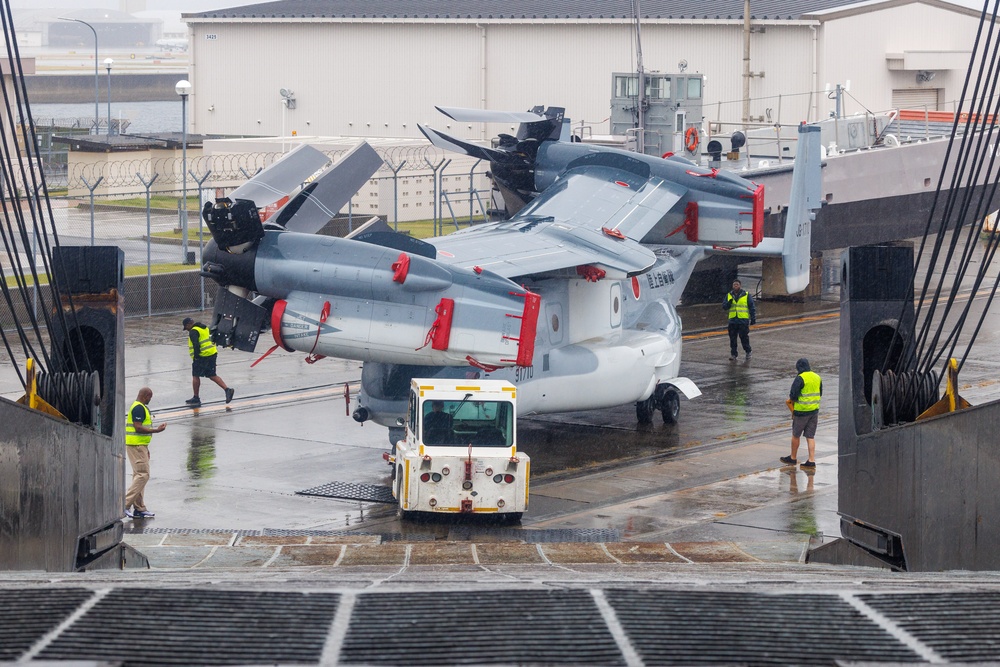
[[421, 399, 513, 447], [688, 77, 702, 99]]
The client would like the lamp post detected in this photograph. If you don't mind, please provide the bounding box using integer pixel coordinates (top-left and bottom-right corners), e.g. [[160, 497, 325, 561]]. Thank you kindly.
[[59, 18, 98, 135], [176, 79, 191, 264], [104, 58, 113, 135]]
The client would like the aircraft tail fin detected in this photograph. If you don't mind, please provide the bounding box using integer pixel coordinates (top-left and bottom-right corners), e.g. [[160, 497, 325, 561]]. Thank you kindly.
[[781, 124, 823, 293]]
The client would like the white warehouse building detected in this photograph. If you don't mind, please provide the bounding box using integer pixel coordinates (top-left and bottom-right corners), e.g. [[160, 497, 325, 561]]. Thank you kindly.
[[181, 0, 985, 142]]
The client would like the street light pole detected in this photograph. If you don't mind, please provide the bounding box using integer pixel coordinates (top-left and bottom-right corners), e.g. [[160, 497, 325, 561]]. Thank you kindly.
[[176, 79, 192, 264], [59, 18, 98, 134], [104, 58, 113, 136]]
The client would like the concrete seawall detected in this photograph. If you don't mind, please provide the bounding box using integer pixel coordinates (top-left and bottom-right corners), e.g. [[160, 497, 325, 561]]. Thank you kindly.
[[26, 73, 181, 104]]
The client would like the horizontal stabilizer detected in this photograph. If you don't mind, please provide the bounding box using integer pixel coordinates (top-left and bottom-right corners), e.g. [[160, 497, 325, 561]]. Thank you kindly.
[[782, 125, 823, 293], [229, 144, 329, 209], [418, 125, 526, 165], [435, 106, 548, 123], [273, 141, 384, 234]]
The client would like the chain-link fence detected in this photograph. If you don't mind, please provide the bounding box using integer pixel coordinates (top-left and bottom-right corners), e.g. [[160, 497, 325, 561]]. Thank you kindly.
[[1, 157, 494, 330]]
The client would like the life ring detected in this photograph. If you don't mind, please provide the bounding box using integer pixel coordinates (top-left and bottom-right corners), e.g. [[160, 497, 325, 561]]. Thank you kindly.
[[684, 127, 700, 152]]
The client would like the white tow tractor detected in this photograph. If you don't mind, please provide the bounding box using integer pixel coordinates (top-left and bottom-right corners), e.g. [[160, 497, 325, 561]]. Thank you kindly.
[[388, 378, 529, 520]]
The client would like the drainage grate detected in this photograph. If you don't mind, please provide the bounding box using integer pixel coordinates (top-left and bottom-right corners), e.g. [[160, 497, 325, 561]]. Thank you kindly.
[[297, 481, 396, 503], [370, 532, 437, 542], [263, 528, 374, 537], [341, 589, 625, 665], [124, 527, 263, 536], [0, 589, 92, 661], [606, 590, 922, 665], [861, 592, 1000, 662], [448, 527, 621, 543], [38, 588, 340, 665]]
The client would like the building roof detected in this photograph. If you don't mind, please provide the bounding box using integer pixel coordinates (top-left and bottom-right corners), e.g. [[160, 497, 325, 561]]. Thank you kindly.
[[184, 0, 978, 21]]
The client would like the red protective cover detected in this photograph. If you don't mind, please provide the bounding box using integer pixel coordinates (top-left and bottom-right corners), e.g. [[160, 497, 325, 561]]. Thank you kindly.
[[515, 292, 541, 367], [271, 299, 294, 351], [430, 298, 454, 351]]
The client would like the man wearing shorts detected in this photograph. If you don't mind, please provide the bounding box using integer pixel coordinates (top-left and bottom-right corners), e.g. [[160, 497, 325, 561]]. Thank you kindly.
[[183, 317, 234, 407], [780, 357, 821, 469]]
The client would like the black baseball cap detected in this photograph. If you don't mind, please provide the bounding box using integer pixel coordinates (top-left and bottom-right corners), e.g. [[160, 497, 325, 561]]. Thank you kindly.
[[182, 317, 194, 328]]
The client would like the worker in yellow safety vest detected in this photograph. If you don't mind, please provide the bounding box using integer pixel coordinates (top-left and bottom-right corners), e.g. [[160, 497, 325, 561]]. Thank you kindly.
[[724, 279, 756, 361], [125, 387, 166, 519], [780, 358, 822, 469], [183, 317, 235, 407]]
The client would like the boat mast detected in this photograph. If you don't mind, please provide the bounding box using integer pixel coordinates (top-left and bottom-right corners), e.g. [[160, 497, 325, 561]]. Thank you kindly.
[[742, 0, 751, 127], [633, 0, 646, 153]]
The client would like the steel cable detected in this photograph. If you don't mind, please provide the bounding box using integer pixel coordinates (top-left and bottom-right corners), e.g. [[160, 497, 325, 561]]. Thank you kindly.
[[0, 2, 93, 391], [883, 0, 1000, 420]]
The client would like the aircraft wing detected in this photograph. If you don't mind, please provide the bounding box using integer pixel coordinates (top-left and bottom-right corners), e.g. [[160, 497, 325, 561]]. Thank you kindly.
[[430, 166, 679, 279]]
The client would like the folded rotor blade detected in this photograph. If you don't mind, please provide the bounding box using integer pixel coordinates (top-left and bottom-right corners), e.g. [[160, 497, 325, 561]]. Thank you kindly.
[[418, 125, 526, 165], [228, 144, 330, 208], [435, 106, 547, 124], [274, 141, 384, 235]]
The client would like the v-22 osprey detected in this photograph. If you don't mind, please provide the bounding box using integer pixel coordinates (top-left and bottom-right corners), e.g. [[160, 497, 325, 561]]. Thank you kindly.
[[198, 106, 822, 441]]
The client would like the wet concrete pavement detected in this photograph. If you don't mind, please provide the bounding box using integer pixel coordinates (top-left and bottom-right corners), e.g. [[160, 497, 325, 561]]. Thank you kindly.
[[8, 290, 1000, 665], [4, 284, 1000, 569], [4, 298, 847, 566]]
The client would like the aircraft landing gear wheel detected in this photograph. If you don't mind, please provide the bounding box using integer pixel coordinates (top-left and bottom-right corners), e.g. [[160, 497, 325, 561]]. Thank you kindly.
[[636, 396, 656, 424], [659, 387, 680, 424]]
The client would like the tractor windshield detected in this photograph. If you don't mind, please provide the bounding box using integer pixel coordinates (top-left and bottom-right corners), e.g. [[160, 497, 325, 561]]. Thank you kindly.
[[421, 399, 513, 447]]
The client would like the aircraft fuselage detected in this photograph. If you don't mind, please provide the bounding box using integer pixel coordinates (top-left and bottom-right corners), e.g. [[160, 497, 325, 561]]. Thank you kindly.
[[358, 246, 702, 428]]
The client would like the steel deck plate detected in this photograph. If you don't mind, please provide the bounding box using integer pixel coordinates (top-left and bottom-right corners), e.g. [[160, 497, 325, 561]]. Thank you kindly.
[[0, 589, 93, 661], [297, 481, 396, 503], [37, 589, 341, 665]]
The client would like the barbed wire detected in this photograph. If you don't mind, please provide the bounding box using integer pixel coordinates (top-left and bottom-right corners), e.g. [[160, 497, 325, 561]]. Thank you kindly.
[[47, 144, 454, 190]]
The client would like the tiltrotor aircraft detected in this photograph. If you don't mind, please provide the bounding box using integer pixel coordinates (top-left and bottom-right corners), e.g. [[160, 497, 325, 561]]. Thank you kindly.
[[200, 106, 822, 441]]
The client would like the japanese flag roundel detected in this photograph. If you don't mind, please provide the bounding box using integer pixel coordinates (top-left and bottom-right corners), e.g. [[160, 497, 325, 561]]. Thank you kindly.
[[631, 276, 641, 299]]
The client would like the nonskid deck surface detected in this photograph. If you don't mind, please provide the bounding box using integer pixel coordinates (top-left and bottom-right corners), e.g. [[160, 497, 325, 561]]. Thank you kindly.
[[6, 567, 1000, 665]]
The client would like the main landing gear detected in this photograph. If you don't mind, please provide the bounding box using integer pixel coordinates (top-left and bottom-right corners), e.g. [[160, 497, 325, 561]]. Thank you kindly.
[[636, 384, 681, 425]]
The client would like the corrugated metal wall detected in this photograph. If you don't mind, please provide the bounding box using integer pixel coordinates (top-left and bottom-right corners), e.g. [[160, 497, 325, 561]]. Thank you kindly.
[[185, 6, 981, 140], [818, 4, 980, 117]]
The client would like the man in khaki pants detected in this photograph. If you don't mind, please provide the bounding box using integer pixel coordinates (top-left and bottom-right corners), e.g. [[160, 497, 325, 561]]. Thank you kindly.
[[125, 387, 166, 519]]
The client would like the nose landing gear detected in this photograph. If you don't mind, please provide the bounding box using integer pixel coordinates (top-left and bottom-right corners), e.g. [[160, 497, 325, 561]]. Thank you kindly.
[[636, 384, 681, 425]]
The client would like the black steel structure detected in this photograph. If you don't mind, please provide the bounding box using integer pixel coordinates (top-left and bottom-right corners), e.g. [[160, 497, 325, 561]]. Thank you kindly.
[[0, 247, 147, 571], [810, 243, 1000, 571]]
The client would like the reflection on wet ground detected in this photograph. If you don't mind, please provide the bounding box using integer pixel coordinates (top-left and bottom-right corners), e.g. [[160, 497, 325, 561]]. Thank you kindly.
[[186, 428, 217, 481]]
